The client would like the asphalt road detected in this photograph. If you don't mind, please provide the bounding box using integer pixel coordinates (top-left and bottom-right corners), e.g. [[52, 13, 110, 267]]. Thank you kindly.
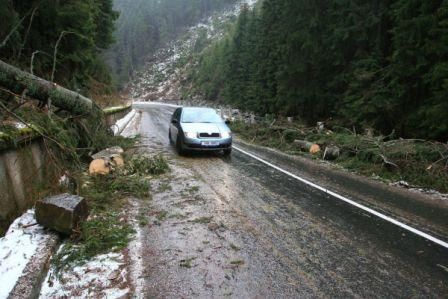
[[131, 102, 448, 298]]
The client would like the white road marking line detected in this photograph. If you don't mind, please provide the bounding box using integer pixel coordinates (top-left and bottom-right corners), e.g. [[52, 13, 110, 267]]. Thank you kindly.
[[233, 145, 448, 249]]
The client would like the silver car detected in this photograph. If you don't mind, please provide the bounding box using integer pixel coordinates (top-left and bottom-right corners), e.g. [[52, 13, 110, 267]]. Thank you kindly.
[[169, 107, 232, 156]]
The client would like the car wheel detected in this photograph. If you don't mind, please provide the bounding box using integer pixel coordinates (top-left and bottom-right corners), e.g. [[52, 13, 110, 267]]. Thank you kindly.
[[176, 135, 185, 156], [223, 148, 232, 156]]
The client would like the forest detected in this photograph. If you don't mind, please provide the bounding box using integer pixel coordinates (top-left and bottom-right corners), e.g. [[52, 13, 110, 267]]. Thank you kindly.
[[0, 0, 117, 95], [104, 0, 239, 85], [190, 0, 448, 140], [1, 0, 447, 140]]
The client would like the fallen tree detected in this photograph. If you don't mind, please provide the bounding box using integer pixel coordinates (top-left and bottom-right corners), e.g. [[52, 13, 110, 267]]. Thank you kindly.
[[0, 59, 94, 115]]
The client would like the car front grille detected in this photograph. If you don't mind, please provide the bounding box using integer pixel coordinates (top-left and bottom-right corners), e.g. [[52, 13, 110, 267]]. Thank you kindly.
[[198, 132, 220, 138]]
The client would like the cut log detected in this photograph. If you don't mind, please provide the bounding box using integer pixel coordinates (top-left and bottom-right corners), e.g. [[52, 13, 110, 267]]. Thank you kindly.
[[0, 59, 94, 115], [91, 146, 124, 160], [310, 144, 321, 154], [323, 146, 340, 160], [89, 159, 111, 175], [294, 139, 321, 154], [294, 140, 313, 150]]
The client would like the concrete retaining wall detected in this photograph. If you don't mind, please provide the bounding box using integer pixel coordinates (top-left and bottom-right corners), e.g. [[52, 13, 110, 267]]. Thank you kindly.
[[0, 140, 49, 235], [105, 107, 132, 127]]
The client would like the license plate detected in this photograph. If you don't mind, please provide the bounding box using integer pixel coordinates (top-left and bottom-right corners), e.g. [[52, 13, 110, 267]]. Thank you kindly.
[[201, 141, 219, 146]]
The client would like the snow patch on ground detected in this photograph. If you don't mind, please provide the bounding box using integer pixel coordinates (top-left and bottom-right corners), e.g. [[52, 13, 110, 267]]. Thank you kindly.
[[390, 181, 448, 202], [0, 210, 48, 299], [39, 251, 129, 299], [127, 200, 145, 298]]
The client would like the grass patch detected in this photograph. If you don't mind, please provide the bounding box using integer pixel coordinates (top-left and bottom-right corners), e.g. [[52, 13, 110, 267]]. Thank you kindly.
[[230, 259, 245, 266], [125, 154, 170, 176], [181, 185, 200, 196], [168, 213, 186, 220], [180, 257, 196, 268], [156, 210, 168, 221], [190, 216, 213, 224], [137, 213, 149, 227], [157, 181, 172, 193], [82, 174, 150, 211], [53, 211, 134, 274], [230, 243, 240, 251], [189, 186, 200, 193]]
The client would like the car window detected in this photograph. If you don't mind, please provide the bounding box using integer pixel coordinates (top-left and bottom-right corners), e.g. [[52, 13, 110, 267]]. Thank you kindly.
[[181, 109, 223, 123]]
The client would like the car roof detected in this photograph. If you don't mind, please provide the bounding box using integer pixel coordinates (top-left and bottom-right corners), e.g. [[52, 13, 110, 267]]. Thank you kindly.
[[181, 107, 216, 112]]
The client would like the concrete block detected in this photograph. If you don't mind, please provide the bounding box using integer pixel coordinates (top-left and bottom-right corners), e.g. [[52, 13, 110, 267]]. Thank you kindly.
[[35, 194, 88, 235]]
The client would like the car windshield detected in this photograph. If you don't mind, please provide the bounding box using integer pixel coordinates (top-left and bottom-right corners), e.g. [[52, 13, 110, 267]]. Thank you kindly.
[[181, 108, 223, 123]]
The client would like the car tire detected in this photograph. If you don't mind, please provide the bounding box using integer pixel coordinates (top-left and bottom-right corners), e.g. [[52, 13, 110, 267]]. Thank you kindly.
[[223, 148, 232, 156], [176, 135, 185, 156], [168, 130, 173, 144]]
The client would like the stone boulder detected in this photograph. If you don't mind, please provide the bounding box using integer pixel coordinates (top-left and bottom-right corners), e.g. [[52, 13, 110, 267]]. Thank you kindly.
[[35, 194, 88, 235]]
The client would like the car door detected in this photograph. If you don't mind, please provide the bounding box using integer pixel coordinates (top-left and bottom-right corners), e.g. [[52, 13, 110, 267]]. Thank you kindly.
[[170, 108, 181, 142]]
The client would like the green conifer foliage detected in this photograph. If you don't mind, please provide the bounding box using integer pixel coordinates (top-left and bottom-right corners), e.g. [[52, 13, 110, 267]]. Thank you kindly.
[[0, 0, 118, 94], [192, 0, 448, 140]]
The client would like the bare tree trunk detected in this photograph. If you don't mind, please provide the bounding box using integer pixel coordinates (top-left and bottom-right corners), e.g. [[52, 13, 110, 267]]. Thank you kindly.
[[0, 59, 94, 115]]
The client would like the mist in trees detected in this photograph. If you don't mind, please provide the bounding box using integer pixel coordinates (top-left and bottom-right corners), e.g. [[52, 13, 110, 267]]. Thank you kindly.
[[104, 0, 238, 85], [0, 0, 118, 94], [191, 0, 448, 140]]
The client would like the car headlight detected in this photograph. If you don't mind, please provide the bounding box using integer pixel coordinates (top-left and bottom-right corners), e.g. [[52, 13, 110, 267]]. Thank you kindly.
[[221, 131, 232, 138], [184, 132, 197, 138]]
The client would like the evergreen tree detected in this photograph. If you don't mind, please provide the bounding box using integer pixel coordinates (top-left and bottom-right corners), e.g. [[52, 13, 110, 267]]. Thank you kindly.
[[191, 0, 448, 140], [0, 0, 118, 94]]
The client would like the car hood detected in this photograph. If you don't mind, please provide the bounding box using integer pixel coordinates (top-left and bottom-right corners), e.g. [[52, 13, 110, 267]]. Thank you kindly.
[[181, 122, 230, 133]]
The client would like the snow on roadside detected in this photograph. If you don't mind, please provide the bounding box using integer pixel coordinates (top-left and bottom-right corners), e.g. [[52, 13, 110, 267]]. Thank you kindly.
[[390, 181, 448, 202], [0, 210, 48, 299], [112, 109, 137, 135], [39, 251, 130, 298]]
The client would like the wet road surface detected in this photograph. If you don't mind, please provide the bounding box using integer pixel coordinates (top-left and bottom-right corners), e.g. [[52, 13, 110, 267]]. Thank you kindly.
[[130, 103, 448, 298]]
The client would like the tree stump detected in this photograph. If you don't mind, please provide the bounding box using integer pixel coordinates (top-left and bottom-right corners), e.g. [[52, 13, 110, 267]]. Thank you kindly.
[[323, 146, 340, 160]]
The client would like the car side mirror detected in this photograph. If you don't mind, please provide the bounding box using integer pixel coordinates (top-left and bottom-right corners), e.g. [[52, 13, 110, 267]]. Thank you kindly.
[[171, 119, 178, 124], [225, 119, 231, 125]]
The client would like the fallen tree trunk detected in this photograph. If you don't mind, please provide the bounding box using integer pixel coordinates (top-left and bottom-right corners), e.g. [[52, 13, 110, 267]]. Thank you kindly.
[[0, 59, 94, 115]]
